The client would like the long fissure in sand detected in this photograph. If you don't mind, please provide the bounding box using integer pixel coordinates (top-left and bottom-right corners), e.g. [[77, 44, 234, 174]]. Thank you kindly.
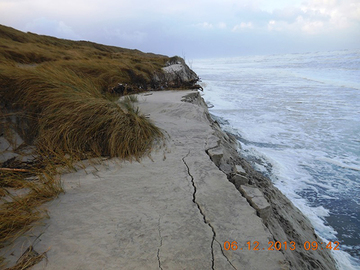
[[181, 152, 215, 269], [182, 151, 237, 270], [157, 215, 163, 270]]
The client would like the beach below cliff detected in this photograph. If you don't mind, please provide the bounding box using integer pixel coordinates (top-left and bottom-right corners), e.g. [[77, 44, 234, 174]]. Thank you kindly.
[[2, 90, 337, 270]]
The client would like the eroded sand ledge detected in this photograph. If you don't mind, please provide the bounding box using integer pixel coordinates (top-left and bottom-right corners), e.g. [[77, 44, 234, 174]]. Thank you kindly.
[[3, 90, 337, 269]]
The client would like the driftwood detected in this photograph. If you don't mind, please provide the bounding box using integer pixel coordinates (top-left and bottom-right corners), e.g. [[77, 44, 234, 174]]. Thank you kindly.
[[0, 168, 30, 172]]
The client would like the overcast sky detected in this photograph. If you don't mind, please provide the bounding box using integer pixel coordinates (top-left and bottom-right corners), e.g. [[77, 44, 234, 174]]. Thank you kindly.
[[1, 0, 359, 58]]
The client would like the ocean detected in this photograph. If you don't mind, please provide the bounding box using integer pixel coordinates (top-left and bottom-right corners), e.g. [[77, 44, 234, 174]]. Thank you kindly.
[[193, 49, 360, 270]]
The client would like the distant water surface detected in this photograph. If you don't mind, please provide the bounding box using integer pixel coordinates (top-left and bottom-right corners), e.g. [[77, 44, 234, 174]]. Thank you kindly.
[[193, 50, 360, 270]]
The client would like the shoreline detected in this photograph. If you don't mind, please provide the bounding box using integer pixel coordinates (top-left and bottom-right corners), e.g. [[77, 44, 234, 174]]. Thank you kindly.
[[192, 92, 338, 269], [2, 90, 337, 269]]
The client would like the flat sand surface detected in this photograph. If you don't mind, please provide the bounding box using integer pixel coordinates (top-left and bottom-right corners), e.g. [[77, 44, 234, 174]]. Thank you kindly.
[[3, 91, 288, 269]]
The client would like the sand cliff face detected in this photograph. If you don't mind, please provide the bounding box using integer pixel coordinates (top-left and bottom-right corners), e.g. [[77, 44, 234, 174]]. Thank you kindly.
[[187, 92, 338, 270]]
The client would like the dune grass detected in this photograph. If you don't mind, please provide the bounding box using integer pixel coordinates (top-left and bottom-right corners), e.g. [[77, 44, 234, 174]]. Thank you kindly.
[[3, 245, 47, 270], [0, 62, 163, 160], [0, 24, 169, 91], [0, 24, 167, 267], [0, 167, 62, 242]]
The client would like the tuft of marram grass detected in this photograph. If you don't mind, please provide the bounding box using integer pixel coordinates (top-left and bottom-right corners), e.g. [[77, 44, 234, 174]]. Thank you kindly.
[[0, 63, 162, 160], [38, 95, 162, 159], [127, 95, 139, 103]]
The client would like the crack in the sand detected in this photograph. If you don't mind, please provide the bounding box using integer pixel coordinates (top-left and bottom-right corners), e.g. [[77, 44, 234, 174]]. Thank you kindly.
[[157, 216, 163, 270], [182, 151, 237, 270], [215, 240, 237, 270], [182, 151, 216, 270], [204, 135, 219, 153]]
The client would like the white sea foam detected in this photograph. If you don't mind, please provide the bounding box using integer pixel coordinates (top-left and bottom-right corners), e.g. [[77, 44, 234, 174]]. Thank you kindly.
[[194, 49, 360, 270], [317, 157, 360, 172]]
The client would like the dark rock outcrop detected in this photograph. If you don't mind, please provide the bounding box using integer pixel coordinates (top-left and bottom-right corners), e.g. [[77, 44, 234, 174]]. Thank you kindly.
[[109, 57, 201, 94], [152, 56, 201, 90]]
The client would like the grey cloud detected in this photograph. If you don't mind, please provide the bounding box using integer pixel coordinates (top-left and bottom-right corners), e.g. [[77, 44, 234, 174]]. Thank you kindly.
[[0, 0, 359, 58], [25, 18, 82, 40]]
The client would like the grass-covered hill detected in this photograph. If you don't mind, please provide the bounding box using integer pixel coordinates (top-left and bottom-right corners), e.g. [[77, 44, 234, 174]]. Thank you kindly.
[[0, 24, 198, 266], [0, 24, 170, 91], [0, 24, 176, 158]]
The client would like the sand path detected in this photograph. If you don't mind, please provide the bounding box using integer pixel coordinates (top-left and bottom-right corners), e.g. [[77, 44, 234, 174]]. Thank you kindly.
[[6, 91, 288, 269]]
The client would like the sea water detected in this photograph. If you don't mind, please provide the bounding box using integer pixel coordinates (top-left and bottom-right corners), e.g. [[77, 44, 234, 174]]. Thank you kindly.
[[193, 50, 360, 270]]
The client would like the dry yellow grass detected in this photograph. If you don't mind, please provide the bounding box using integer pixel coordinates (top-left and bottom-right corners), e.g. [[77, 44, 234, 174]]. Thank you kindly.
[[0, 63, 163, 159], [0, 24, 169, 91], [0, 166, 63, 252], [4, 245, 47, 270], [0, 24, 168, 267]]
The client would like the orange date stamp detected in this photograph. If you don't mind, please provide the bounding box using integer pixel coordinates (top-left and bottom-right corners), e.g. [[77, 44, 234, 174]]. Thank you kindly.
[[224, 241, 340, 251]]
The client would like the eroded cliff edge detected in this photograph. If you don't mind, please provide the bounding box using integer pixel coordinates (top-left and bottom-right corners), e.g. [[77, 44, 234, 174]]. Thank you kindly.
[[183, 92, 338, 270], [1, 90, 339, 269]]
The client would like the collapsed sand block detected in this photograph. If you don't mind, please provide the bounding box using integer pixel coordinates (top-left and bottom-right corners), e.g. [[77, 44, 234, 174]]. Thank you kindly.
[[231, 173, 248, 188], [234, 164, 246, 175], [0, 152, 19, 164], [207, 147, 223, 167], [0, 129, 24, 151], [239, 185, 271, 222], [219, 162, 233, 174], [206, 135, 220, 150], [0, 136, 17, 163], [0, 136, 12, 152]]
